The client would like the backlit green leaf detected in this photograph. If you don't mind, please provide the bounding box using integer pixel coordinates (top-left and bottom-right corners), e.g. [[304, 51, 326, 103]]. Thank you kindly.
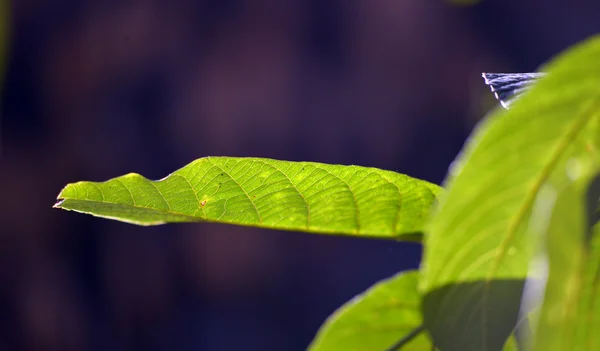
[[533, 169, 600, 351], [420, 35, 600, 350], [55, 157, 441, 240], [308, 271, 521, 351], [308, 271, 433, 351]]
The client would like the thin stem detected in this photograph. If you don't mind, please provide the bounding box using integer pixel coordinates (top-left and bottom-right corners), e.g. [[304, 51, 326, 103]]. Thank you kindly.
[[383, 324, 426, 351]]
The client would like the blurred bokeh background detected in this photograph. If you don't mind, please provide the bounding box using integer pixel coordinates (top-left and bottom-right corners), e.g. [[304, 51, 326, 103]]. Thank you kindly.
[[1, 0, 599, 350]]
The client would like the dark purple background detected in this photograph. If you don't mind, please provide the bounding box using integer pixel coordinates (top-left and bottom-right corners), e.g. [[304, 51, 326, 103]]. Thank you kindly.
[[1, 1, 599, 350]]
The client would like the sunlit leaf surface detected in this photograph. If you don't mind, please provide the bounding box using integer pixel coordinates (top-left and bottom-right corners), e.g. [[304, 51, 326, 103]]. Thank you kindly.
[[309, 271, 433, 351], [420, 35, 600, 350], [56, 157, 441, 240], [533, 170, 600, 351]]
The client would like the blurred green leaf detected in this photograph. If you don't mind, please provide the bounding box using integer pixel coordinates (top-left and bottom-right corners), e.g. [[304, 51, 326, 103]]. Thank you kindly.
[[420, 34, 600, 351], [308, 270, 521, 351], [308, 271, 433, 351], [533, 169, 600, 351], [55, 157, 441, 240]]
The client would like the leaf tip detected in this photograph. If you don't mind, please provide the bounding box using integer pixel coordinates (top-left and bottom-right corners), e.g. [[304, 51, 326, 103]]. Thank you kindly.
[[53, 198, 65, 209]]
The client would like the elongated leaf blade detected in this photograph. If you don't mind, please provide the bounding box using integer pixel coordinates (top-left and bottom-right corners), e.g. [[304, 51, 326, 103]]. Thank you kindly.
[[55, 157, 441, 240], [533, 170, 600, 351], [420, 35, 600, 350]]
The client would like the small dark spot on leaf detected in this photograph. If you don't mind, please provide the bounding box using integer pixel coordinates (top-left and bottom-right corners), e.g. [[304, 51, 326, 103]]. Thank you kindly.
[[200, 200, 207, 207], [221, 173, 223, 176]]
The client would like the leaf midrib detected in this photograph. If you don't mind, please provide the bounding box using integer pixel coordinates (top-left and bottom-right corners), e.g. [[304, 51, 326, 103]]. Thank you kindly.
[[487, 99, 600, 280]]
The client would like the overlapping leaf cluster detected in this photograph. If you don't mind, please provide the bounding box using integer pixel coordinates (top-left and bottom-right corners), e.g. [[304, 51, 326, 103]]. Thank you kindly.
[[55, 35, 600, 350]]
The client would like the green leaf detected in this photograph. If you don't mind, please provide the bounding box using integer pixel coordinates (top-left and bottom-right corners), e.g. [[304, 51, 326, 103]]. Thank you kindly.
[[533, 170, 600, 351], [55, 157, 441, 240], [308, 270, 521, 351], [420, 35, 600, 350], [308, 271, 434, 351]]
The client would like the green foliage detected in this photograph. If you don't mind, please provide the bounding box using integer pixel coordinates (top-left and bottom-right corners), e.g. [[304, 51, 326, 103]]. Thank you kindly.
[[55, 158, 441, 240], [308, 271, 433, 351], [55, 35, 600, 350], [307, 271, 520, 351], [533, 172, 600, 351], [420, 35, 600, 350]]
